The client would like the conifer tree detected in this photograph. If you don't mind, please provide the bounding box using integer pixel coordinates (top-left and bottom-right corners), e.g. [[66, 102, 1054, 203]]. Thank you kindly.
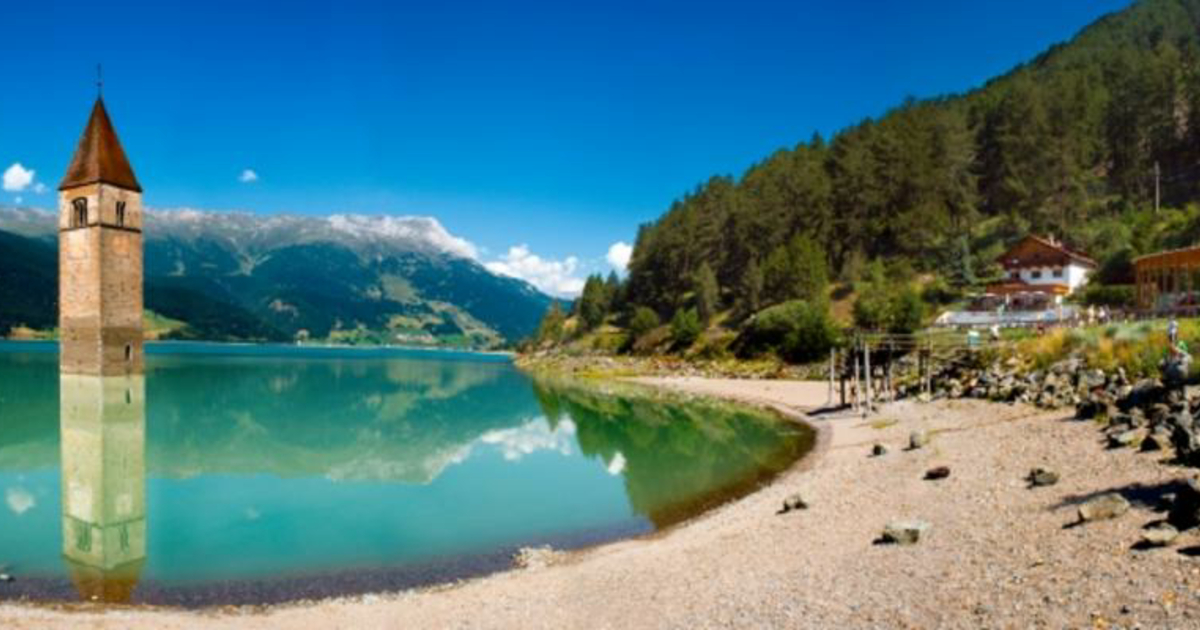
[[693, 262, 719, 324]]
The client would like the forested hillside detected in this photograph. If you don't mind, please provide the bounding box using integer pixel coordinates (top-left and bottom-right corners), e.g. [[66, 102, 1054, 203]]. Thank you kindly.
[[626, 0, 1200, 315]]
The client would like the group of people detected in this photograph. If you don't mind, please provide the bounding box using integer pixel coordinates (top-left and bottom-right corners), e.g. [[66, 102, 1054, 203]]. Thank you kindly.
[[1084, 304, 1113, 326]]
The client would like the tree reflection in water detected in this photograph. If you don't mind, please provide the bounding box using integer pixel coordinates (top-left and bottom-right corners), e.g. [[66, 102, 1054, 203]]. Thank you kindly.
[[531, 379, 816, 528]]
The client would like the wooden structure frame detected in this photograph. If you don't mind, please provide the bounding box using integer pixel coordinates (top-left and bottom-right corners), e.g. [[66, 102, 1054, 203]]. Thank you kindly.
[[1133, 245, 1200, 314]]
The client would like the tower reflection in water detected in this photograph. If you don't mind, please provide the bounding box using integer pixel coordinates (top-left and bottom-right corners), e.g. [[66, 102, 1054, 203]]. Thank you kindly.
[[59, 375, 146, 603]]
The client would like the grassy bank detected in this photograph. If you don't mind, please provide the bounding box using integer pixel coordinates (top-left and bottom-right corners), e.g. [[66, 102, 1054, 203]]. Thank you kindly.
[[1008, 319, 1196, 380]]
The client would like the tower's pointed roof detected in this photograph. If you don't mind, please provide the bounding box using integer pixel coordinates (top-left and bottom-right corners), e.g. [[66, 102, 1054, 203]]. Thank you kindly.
[[59, 97, 142, 193]]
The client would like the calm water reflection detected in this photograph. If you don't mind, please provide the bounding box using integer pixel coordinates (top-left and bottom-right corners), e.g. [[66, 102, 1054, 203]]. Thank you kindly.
[[0, 341, 812, 605], [60, 375, 146, 603]]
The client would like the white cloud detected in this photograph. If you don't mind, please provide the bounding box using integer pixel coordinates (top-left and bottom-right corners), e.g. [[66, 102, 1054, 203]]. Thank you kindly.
[[6, 487, 35, 516], [13, 196, 22, 205], [327, 214, 479, 259], [479, 418, 576, 461], [33, 182, 47, 194], [606, 452, 627, 476], [606, 241, 633, 272], [3, 163, 35, 192], [485, 244, 586, 297], [239, 169, 259, 183]]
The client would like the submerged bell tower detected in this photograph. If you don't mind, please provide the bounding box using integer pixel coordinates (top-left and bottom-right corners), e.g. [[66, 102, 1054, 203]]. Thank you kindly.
[[58, 97, 144, 375]]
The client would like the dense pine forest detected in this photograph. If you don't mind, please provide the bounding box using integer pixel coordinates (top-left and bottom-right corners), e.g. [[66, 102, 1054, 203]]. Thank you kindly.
[[531, 0, 1200, 361], [535, 1, 1200, 357]]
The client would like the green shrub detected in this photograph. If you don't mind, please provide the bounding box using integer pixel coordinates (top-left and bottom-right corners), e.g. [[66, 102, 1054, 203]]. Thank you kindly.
[[739, 300, 839, 363], [1077, 284, 1135, 308], [889, 288, 926, 334], [670, 307, 703, 348], [852, 261, 891, 330], [920, 276, 961, 305], [628, 306, 661, 340]]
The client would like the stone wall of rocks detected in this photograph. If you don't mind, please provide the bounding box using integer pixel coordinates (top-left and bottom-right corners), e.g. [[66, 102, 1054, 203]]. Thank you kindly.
[[898, 349, 1200, 469]]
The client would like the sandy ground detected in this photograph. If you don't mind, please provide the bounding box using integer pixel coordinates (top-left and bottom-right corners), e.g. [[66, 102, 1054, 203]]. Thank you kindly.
[[4, 378, 1200, 628]]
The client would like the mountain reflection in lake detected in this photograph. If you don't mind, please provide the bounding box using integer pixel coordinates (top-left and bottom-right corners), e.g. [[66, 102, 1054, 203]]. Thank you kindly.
[[0, 342, 813, 606]]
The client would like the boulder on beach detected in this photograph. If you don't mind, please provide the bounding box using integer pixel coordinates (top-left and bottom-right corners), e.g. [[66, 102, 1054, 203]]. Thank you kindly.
[[924, 466, 951, 480], [908, 430, 929, 450], [881, 520, 930, 545], [1078, 493, 1130, 523], [779, 492, 808, 514], [871, 443, 888, 457], [1168, 477, 1200, 531], [512, 546, 564, 570], [1108, 429, 1146, 450], [1140, 523, 1179, 547], [1028, 468, 1059, 487]]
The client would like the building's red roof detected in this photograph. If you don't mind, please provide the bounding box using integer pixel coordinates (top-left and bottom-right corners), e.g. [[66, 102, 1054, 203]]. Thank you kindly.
[[997, 235, 1096, 269], [59, 98, 142, 193]]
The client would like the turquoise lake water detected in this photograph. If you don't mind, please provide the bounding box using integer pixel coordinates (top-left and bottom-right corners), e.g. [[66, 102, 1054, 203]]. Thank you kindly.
[[0, 341, 813, 605]]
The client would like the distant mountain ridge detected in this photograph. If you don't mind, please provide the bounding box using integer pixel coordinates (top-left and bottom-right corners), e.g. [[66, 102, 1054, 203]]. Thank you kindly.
[[0, 206, 553, 346]]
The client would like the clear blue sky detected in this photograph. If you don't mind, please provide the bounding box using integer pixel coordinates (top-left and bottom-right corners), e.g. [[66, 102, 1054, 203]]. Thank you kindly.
[[1, 0, 1131, 293]]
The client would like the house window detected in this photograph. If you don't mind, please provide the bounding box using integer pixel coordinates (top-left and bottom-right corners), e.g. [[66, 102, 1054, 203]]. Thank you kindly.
[[116, 201, 127, 226], [71, 198, 88, 227], [1031, 269, 1042, 280], [1052, 267, 1063, 278]]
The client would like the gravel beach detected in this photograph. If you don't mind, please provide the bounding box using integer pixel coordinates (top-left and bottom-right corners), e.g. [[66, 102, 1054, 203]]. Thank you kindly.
[[3, 377, 1199, 628]]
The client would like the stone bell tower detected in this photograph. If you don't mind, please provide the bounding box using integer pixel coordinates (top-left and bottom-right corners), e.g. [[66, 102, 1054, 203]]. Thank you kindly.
[[58, 97, 144, 376]]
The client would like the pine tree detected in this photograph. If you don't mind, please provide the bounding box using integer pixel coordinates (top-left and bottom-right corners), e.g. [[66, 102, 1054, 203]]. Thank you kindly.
[[693, 262, 719, 324], [948, 234, 976, 289], [578, 275, 608, 331], [741, 258, 764, 315], [604, 271, 621, 312], [536, 301, 567, 344]]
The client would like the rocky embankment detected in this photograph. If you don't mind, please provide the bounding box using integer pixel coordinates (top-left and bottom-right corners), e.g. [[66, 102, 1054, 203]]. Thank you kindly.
[[903, 352, 1200, 542], [909, 354, 1200, 463]]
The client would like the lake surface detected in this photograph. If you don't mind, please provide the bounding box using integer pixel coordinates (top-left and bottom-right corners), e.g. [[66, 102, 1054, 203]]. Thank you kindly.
[[0, 341, 814, 606]]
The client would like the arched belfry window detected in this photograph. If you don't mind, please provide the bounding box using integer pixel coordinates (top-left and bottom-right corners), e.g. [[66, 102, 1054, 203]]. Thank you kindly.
[[116, 201, 127, 227], [71, 198, 88, 228]]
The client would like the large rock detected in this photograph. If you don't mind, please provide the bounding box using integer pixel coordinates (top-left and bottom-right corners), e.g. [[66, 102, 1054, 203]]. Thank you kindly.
[[924, 466, 951, 480], [1028, 468, 1059, 487], [1141, 428, 1172, 452], [1075, 397, 1104, 421], [1078, 493, 1130, 522], [1141, 523, 1179, 547], [1120, 379, 1167, 412], [1171, 414, 1200, 466], [1168, 477, 1200, 530], [908, 430, 929, 450], [1081, 369, 1107, 390], [881, 520, 930, 545], [1108, 429, 1147, 450], [512, 546, 564, 569], [779, 492, 808, 514]]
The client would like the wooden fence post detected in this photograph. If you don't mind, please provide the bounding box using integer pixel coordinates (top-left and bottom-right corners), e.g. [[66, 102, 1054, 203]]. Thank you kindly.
[[864, 339, 873, 415], [828, 348, 835, 406], [852, 342, 860, 412]]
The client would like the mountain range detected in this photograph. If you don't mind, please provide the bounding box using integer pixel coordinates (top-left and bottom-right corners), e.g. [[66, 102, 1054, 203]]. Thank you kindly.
[[0, 207, 554, 346]]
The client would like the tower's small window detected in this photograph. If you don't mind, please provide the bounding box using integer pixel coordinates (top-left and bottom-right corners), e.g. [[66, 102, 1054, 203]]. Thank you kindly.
[[124, 344, 132, 364], [116, 201, 127, 227], [71, 198, 88, 228]]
